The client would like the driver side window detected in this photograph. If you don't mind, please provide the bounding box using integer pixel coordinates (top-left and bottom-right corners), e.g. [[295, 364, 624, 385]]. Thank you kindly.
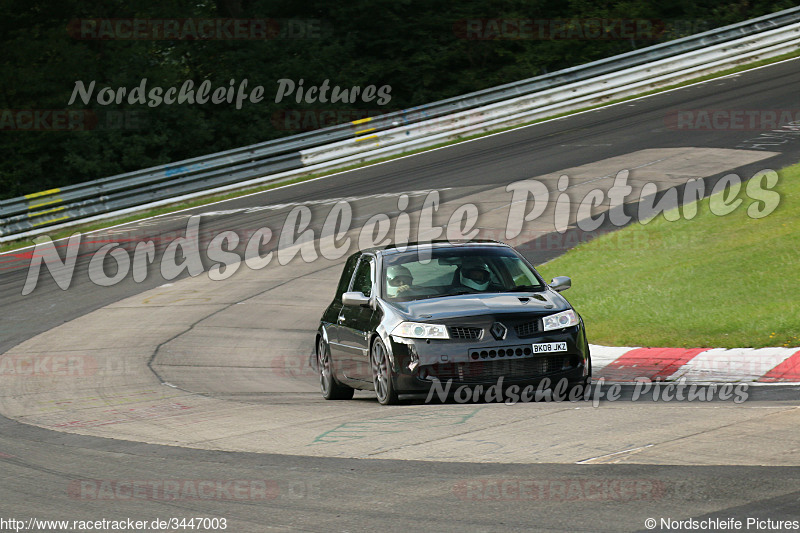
[[350, 256, 374, 297]]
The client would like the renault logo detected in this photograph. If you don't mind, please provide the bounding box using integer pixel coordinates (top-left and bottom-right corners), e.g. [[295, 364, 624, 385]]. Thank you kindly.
[[490, 322, 507, 340]]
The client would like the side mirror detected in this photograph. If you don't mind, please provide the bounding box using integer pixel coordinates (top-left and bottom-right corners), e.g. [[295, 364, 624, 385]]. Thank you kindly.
[[342, 291, 371, 307], [550, 276, 571, 292]]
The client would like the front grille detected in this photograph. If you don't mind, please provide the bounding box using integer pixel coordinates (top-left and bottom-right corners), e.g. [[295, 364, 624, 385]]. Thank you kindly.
[[421, 356, 576, 383], [449, 326, 483, 340], [514, 319, 541, 338]]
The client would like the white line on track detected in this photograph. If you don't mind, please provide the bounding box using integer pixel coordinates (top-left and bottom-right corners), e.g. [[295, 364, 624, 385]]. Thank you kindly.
[[575, 444, 655, 464]]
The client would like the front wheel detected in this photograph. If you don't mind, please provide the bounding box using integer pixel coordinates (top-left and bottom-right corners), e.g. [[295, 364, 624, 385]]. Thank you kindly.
[[568, 355, 592, 401], [318, 337, 354, 400], [567, 377, 591, 401], [371, 338, 398, 405]]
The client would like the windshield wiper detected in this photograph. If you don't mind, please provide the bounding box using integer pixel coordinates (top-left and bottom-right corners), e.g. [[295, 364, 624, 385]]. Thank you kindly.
[[436, 291, 474, 297], [502, 285, 544, 292]]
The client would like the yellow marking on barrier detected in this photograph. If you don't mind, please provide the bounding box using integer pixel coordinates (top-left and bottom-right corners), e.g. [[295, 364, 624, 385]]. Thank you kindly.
[[354, 127, 376, 135], [355, 135, 378, 142], [24, 188, 61, 199], [27, 206, 65, 218], [31, 215, 69, 227], [351, 117, 372, 125], [27, 198, 63, 210]]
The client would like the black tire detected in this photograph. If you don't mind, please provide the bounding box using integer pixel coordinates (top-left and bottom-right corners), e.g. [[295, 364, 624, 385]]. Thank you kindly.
[[317, 337, 354, 400], [567, 377, 591, 401], [568, 354, 592, 401], [371, 337, 399, 405]]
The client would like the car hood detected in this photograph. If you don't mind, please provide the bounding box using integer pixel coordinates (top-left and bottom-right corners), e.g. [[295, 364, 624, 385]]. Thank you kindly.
[[389, 292, 569, 321]]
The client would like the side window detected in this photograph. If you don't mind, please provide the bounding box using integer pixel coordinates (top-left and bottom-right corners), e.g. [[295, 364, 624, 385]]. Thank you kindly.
[[335, 253, 361, 302], [350, 256, 374, 297]]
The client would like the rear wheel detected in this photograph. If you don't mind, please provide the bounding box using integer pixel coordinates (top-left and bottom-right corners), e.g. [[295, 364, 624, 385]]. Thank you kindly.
[[318, 337, 354, 400], [371, 338, 398, 405]]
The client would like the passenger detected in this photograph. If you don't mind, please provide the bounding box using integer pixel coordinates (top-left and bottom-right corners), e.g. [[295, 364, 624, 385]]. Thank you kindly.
[[386, 265, 436, 298]]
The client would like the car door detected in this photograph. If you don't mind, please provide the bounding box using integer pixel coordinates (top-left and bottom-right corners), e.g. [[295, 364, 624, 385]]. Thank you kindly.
[[337, 254, 376, 382], [325, 252, 361, 365]]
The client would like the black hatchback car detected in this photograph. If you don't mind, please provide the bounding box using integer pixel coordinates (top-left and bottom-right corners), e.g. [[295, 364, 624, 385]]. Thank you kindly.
[[315, 241, 591, 404]]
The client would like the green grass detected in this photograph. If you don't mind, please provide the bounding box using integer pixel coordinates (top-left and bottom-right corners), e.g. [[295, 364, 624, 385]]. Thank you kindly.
[[538, 163, 800, 349], [3, 49, 799, 255]]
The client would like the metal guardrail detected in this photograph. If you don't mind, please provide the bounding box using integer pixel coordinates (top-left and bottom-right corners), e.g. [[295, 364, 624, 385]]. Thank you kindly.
[[299, 21, 800, 167], [2, 6, 800, 241]]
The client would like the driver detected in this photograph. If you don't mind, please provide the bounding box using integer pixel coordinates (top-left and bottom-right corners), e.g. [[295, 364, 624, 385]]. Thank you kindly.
[[457, 257, 493, 292], [386, 265, 416, 297]]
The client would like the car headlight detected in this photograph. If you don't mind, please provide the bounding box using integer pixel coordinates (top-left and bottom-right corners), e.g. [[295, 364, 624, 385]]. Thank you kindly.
[[391, 322, 450, 339], [542, 309, 579, 331]]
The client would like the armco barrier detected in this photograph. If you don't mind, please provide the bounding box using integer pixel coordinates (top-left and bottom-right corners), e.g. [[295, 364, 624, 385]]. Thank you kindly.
[[299, 21, 800, 168], [2, 6, 800, 242]]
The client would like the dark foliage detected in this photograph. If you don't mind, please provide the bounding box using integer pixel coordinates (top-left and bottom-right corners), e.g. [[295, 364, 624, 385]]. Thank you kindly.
[[1, 0, 796, 198]]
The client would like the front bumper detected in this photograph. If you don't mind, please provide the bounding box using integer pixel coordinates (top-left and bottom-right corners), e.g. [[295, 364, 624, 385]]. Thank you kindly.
[[388, 324, 590, 394]]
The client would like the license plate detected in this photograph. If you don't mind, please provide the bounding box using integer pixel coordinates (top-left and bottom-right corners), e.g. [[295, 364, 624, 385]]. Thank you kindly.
[[531, 342, 567, 353]]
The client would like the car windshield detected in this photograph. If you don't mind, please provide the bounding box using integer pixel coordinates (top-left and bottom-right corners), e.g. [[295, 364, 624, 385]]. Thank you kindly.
[[381, 246, 546, 302]]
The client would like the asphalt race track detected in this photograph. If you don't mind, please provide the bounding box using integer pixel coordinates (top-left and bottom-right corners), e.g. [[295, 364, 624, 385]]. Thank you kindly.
[[1, 59, 800, 532]]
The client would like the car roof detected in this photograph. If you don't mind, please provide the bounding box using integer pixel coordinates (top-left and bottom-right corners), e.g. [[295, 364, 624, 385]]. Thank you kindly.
[[361, 240, 511, 256]]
